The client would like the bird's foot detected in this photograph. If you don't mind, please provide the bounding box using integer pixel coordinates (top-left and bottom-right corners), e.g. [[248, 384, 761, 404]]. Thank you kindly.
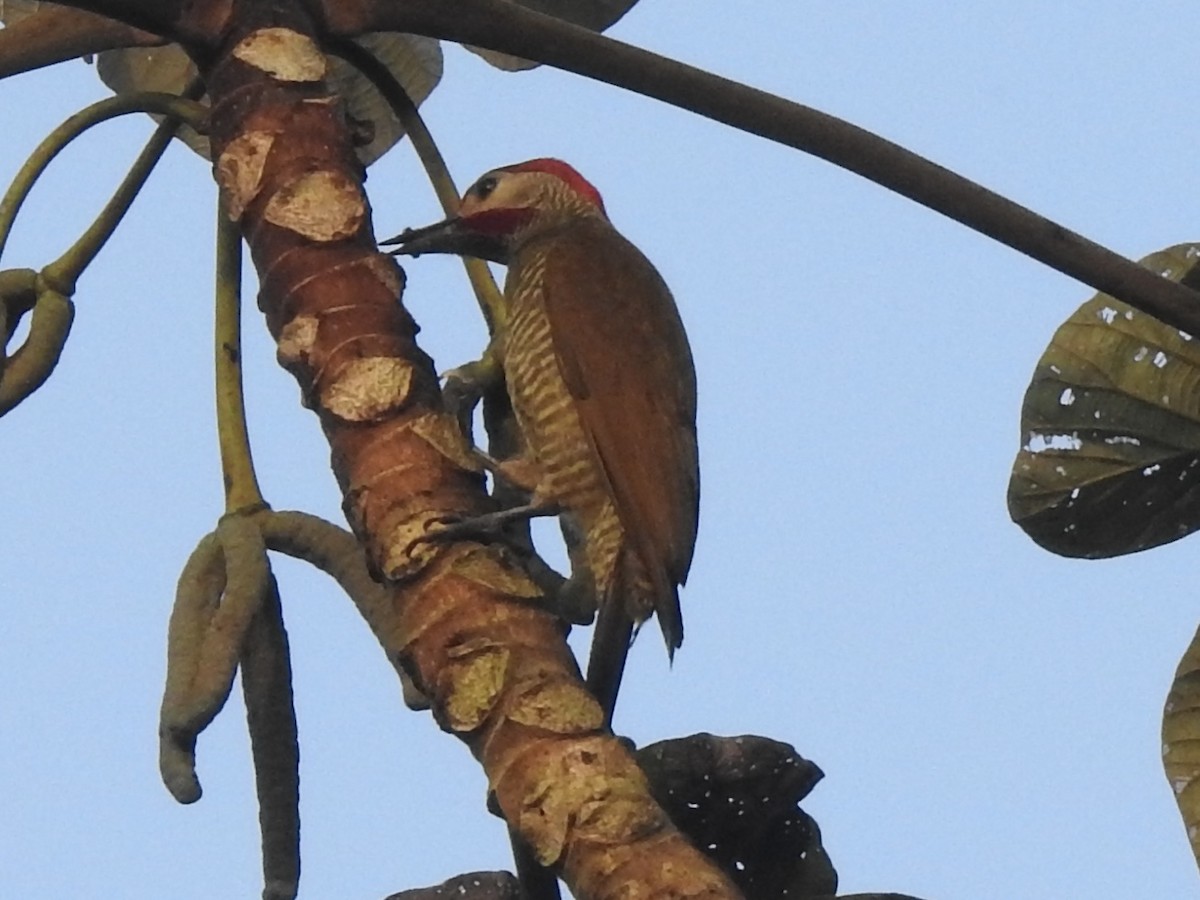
[[420, 503, 553, 547], [441, 351, 503, 441], [556, 572, 598, 626]]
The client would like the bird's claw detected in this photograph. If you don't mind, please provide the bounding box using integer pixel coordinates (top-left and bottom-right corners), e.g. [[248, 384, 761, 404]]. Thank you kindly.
[[418, 510, 516, 547]]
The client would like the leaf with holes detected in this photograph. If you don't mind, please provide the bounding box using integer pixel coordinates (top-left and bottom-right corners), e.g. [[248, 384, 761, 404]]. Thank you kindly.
[[384, 871, 520, 900], [636, 733, 836, 899], [1008, 242, 1200, 557]]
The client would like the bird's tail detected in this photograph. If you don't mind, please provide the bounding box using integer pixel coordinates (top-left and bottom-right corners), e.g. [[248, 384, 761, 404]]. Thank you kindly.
[[585, 550, 681, 725], [585, 574, 633, 727], [654, 576, 684, 664]]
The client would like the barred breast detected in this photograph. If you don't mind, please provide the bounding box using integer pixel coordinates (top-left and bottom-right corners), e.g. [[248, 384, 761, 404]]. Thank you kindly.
[[501, 248, 626, 599]]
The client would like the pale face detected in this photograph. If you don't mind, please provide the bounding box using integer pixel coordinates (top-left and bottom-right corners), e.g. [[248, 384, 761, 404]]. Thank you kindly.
[[458, 169, 547, 220], [381, 163, 606, 263], [456, 167, 606, 244]]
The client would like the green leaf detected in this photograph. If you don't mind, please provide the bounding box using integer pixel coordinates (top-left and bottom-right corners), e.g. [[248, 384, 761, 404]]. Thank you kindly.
[[1009, 242, 1200, 557]]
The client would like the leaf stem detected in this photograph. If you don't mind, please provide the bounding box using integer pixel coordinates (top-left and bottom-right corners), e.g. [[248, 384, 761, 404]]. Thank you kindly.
[[213, 202, 265, 513], [327, 37, 507, 334], [41, 79, 206, 296], [0, 91, 208, 269]]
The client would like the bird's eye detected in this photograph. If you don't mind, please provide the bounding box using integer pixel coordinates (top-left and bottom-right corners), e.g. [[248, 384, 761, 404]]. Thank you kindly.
[[473, 176, 498, 200]]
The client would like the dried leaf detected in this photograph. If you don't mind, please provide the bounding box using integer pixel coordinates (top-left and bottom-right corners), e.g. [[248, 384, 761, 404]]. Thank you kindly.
[[159, 517, 270, 803], [159, 532, 226, 804], [464, 0, 640, 71], [1008, 242, 1200, 557], [0, 283, 72, 417], [637, 733, 836, 899], [240, 575, 300, 900], [96, 33, 442, 165]]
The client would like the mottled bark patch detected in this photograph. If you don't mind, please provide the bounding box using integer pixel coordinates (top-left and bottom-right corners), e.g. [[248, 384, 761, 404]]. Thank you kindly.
[[365, 253, 406, 296], [233, 28, 325, 82], [264, 171, 364, 242], [215, 130, 276, 220], [276, 315, 319, 365], [320, 356, 413, 421], [381, 514, 443, 580], [441, 641, 509, 732]]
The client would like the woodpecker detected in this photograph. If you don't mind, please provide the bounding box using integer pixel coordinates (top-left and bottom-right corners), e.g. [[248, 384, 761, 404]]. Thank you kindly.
[[382, 159, 699, 721]]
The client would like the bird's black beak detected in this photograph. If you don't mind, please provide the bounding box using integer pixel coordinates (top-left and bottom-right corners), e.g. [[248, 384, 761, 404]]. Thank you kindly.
[[379, 217, 506, 264]]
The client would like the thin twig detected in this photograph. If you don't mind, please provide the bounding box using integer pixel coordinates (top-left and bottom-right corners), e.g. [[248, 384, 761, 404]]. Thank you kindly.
[[42, 78, 206, 296], [0, 92, 207, 266]]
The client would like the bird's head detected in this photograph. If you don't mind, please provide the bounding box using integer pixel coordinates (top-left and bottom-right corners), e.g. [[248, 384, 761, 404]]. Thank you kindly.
[[381, 158, 607, 263]]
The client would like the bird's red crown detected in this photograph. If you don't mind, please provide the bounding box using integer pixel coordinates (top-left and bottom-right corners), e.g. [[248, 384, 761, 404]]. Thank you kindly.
[[503, 158, 607, 214]]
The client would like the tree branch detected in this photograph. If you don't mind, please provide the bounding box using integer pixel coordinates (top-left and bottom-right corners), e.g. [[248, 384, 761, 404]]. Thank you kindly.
[[38, 0, 1200, 332], [0, 5, 163, 78], [32, 0, 222, 48], [339, 0, 1200, 336], [197, 7, 743, 898]]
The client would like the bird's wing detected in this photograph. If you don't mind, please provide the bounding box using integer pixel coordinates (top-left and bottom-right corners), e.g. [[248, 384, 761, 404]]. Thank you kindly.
[[540, 222, 700, 602]]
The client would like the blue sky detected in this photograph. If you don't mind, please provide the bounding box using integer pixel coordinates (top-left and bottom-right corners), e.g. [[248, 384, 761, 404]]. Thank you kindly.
[[2, 3, 1198, 898]]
